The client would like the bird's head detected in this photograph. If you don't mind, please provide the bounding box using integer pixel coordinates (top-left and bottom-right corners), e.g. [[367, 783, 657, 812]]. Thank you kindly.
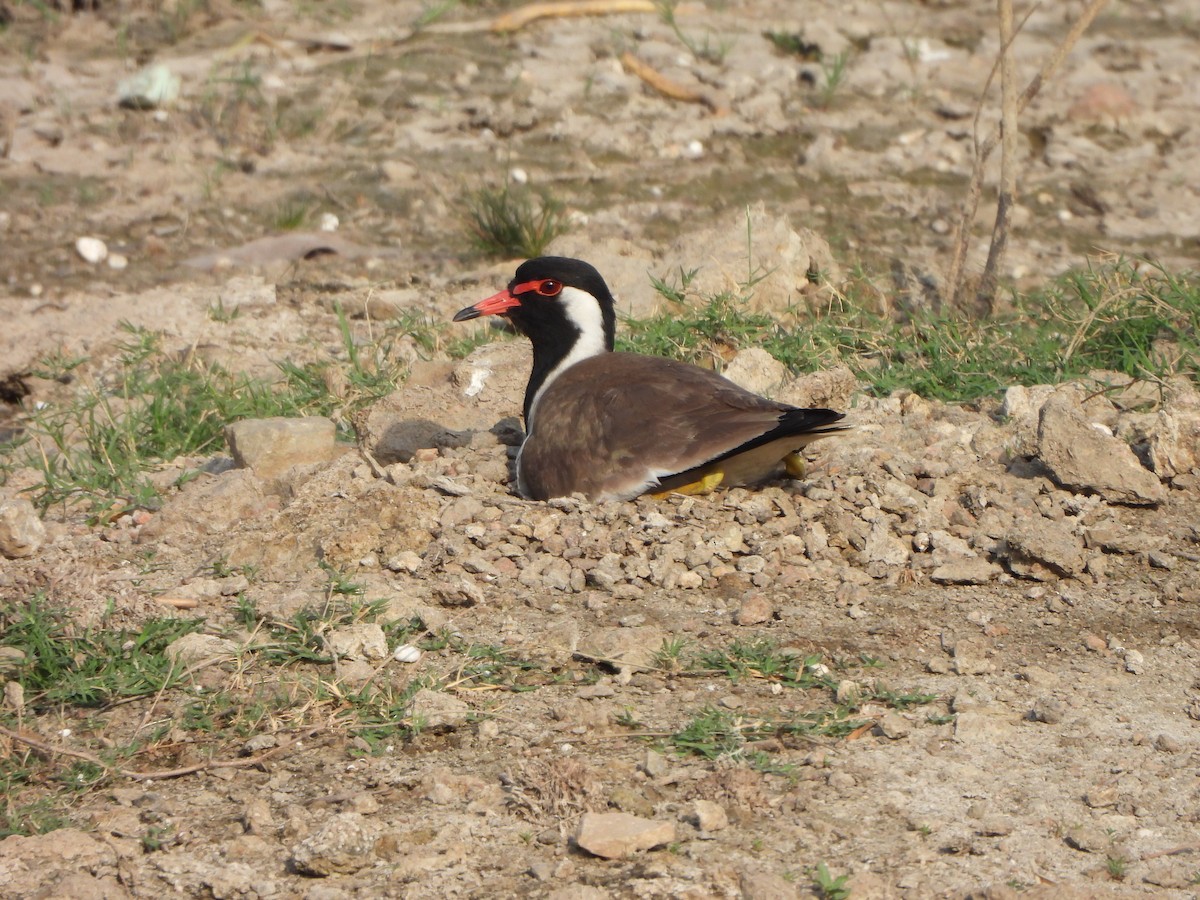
[[453, 256, 616, 353]]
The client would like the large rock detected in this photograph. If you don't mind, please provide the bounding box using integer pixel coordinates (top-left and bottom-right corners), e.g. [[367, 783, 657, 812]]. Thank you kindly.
[[1004, 515, 1088, 579], [930, 557, 1001, 585], [0, 497, 46, 558], [1002, 383, 1117, 459], [225, 416, 341, 480], [666, 202, 840, 318], [0, 828, 122, 898], [574, 812, 675, 859], [1138, 378, 1200, 480], [723, 348, 788, 396], [289, 813, 378, 876], [1036, 392, 1166, 505], [409, 688, 472, 731], [165, 633, 239, 666], [862, 520, 909, 567], [327, 624, 388, 661], [776, 365, 859, 411], [1000, 384, 1058, 458], [138, 469, 271, 545]]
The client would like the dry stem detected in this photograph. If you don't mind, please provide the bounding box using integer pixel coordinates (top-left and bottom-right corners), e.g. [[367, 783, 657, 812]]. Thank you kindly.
[[619, 51, 726, 114], [946, 0, 1110, 308], [975, 0, 1019, 314], [0, 724, 323, 782], [491, 0, 658, 33]]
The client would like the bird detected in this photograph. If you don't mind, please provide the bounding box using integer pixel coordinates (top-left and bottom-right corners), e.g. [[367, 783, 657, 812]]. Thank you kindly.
[[453, 256, 847, 501]]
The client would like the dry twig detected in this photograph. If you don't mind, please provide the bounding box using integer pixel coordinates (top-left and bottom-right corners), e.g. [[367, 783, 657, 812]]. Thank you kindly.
[[1140, 842, 1200, 861], [491, 0, 657, 33], [620, 51, 726, 114], [0, 724, 323, 782], [843, 720, 878, 741], [154, 596, 199, 609], [975, 0, 1019, 314], [946, 0, 1110, 308]]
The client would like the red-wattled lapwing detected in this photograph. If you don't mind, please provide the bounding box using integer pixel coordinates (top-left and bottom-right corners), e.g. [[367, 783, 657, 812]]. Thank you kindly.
[[453, 256, 847, 501]]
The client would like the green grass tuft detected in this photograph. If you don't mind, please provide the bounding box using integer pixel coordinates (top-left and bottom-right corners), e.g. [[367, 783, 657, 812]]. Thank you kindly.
[[662, 641, 937, 764], [621, 257, 1200, 403], [464, 182, 568, 258], [3, 306, 409, 516], [1, 593, 203, 710], [812, 861, 852, 900]]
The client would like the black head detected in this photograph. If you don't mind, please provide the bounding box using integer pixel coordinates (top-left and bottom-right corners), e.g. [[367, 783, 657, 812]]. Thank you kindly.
[[452, 256, 617, 352]]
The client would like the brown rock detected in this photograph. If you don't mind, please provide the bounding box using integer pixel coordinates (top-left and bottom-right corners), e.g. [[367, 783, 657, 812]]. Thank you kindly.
[[574, 812, 675, 859], [930, 557, 1001, 584], [289, 813, 378, 876], [1067, 83, 1138, 124], [1037, 392, 1166, 505], [225, 416, 340, 480], [691, 799, 729, 832], [1005, 515, 1088, 579], [734, 593, 774, 626], [738, 868, 801, 900], [0, 497, 46, 558], [666, 202, 841, 319]]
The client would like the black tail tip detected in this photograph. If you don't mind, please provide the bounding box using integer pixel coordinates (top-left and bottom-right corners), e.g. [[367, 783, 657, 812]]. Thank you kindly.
[[783, 407, 849, 434]]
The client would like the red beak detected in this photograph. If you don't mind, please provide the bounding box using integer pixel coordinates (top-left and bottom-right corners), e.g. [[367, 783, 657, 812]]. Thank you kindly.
[[453, 288, 520, 322]]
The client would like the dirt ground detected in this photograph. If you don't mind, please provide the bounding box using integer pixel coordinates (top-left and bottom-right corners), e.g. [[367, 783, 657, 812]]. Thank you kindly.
[[2, 1, 1200, 898]]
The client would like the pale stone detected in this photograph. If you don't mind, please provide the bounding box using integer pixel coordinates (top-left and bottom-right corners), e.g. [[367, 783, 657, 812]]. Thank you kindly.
[[574, 812, 675, 859]]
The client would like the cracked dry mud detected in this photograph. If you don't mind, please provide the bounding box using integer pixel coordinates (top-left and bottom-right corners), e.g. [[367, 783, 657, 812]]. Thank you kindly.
[[2, 0, 1200, 898]]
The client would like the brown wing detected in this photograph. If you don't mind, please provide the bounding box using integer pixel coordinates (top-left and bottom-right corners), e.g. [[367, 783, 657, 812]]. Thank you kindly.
[[518, 353, 840, 500]]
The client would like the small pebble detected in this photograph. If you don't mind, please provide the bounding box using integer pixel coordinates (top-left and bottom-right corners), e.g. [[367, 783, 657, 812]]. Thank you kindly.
[[1031, 697, 1067, 724], [244, 734, 278, 753], [393, 644, 422, 663], [75, 236, 108, 264], [1153, 733, 1181, 753], [835, 680, 862, 704], [1082, 634, 1107, 653], [878, 711, 911, 739], [734, 593, 773, 626]]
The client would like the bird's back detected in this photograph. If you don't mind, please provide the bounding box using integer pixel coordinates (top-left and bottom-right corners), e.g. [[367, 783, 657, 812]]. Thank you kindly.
[[518, 353, 842, 500]]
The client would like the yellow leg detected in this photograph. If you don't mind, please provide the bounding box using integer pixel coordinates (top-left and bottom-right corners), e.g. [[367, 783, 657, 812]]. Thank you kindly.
[[651, 470, 725, 499], [783, 452, 806, 479]]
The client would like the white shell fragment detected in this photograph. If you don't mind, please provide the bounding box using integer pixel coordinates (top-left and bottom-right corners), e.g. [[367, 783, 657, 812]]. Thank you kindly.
[[118, 63, 181, 109], [75, 236, 108, 264], [393, 643, 422, 663]]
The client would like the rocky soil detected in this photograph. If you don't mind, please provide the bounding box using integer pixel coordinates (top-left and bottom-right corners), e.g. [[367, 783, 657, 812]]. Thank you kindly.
[[2, 1, 1200, 898]]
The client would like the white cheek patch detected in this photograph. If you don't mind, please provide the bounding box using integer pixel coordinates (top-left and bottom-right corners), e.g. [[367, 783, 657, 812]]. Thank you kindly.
[[526, 285, 608, 431]]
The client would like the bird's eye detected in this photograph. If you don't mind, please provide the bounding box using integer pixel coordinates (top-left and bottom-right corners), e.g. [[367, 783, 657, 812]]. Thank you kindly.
[[536, 279, 562, 297]]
